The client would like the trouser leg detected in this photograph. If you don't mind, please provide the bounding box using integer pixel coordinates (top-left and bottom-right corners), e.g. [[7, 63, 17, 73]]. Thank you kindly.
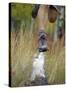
[[37, 5, 48, 52]]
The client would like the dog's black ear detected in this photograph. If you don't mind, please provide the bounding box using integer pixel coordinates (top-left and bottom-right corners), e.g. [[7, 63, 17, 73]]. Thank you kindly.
[[32, 4, 40, 19]]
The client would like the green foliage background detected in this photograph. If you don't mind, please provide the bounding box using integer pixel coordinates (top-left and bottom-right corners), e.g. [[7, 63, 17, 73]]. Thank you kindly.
[[11, 3, 32, 22]]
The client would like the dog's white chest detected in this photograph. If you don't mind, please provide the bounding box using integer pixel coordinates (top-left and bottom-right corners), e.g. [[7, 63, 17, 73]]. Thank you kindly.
[[30, 52, 45, 81]]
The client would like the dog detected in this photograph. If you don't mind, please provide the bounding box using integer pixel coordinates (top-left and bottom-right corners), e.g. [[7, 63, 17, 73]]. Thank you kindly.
[[30, 52, 45, 81]]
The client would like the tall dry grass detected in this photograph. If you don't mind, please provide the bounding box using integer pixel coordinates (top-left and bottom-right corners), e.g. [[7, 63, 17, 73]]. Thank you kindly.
[[10, 29, 65, 87]]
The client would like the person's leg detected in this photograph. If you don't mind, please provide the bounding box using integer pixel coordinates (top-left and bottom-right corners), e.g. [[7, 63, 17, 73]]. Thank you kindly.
[[48, 5, 60, 23], [32, 4, 60, 52], [37, 5, 48, 52], [32, 4, 40, 19], [37, 5, 48, 30]]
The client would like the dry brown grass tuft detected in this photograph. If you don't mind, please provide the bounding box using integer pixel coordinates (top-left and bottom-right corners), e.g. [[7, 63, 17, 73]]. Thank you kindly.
[[10, 30, 65, 87]]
